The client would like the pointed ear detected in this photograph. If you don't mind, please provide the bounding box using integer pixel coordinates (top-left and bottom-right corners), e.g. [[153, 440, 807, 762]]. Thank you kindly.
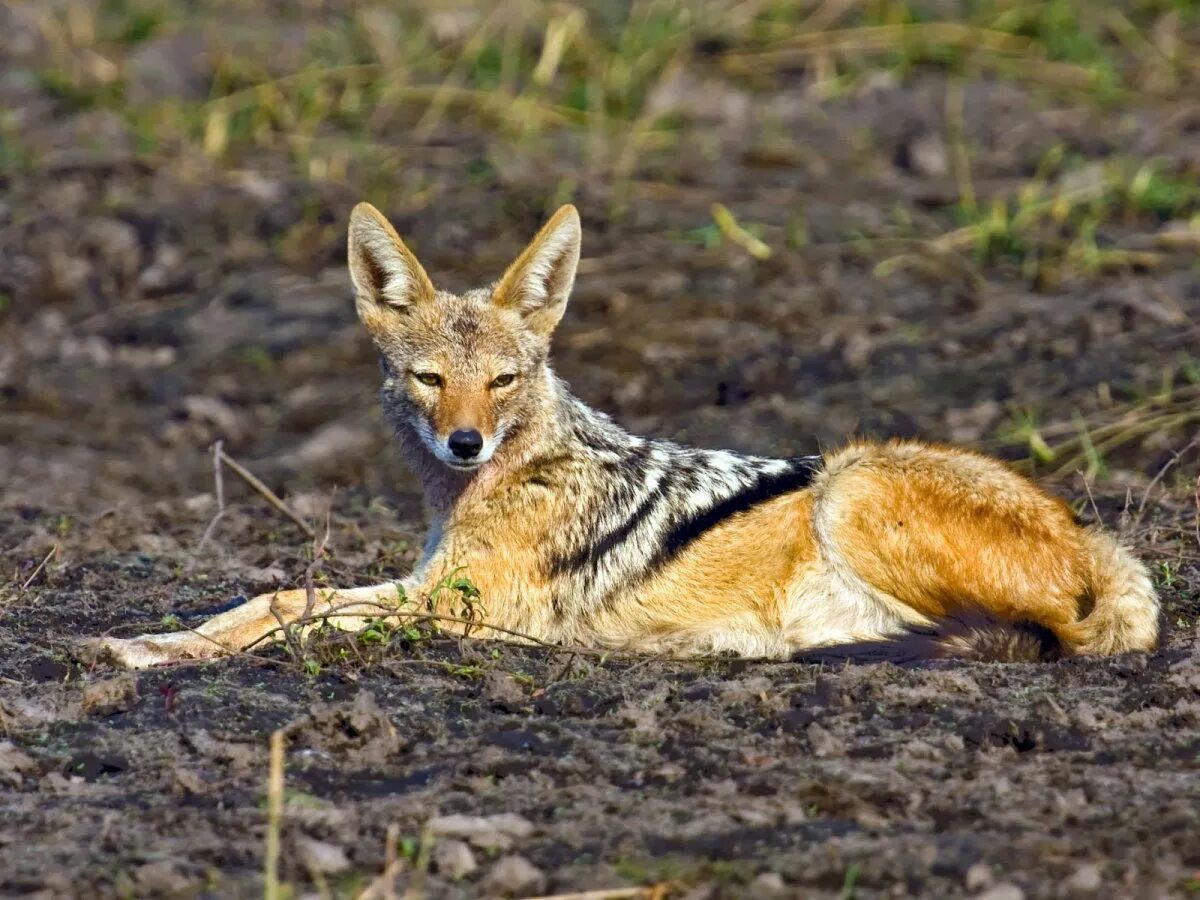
[[493, 205, 581, 339], [347, 202, 436, 330]]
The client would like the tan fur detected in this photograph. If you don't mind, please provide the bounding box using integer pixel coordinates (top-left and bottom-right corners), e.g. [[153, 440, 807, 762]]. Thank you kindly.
[[91, 205, 1160, 669], [589, 492, 819, 657]]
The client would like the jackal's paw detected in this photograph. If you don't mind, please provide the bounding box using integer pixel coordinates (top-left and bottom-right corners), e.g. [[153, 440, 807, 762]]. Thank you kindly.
[[80, 636, 181, 670]]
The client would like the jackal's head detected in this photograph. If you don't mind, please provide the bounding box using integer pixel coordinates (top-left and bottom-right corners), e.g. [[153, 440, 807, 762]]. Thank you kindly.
[[347, 203, 581, 471]]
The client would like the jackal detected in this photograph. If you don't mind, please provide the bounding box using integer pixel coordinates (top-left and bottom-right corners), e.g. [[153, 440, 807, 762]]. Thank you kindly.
[[95, 204, 1160, 669]]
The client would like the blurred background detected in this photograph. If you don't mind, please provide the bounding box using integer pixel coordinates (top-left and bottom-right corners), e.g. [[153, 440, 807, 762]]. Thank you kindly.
[[1, 0, 1198, 579]]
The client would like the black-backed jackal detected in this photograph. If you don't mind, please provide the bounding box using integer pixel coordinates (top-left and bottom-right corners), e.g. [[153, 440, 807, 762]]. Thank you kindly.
[[95, 204, 1160, 668]]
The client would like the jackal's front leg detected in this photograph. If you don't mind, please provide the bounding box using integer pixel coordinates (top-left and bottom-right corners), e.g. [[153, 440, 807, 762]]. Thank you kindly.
[[91, 581, 416, 669]]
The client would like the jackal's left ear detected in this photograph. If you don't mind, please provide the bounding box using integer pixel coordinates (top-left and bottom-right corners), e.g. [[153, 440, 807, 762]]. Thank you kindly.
[[347, 202, 436, 331], [493, 205, 581, 339]]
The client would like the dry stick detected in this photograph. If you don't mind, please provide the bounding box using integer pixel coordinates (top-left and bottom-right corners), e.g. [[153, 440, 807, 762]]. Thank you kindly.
[[275, 492, 336, 663], [268, 588, 303, 665], [1077, 472, 1105, 529], [265, 729, 285, 900], [215, 445, 315, 540], [302, 494, 335, 626], [213, 439, 226, 509], [193, 440, 228, 559], [354, 854, 406, 900], [1135, 437, 1200, 524], [549, 650, 578, 686], [383, 823, 399, 900], [18, 545, 57, 594]]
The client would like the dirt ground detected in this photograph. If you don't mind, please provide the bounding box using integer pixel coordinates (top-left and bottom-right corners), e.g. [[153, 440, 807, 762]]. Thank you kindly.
[[2, 2, 1200, 898]]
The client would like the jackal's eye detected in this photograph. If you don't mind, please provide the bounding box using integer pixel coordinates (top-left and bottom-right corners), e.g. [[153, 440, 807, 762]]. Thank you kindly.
[[490, 373, 516, 389], [412, 372, 443, 387]]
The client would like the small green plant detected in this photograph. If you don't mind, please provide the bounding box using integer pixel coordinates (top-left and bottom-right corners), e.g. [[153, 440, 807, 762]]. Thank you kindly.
[[1127, 164, 1200, 221], [428, 568, 486, 625], [1003, 408, 1056, 464], [840, 861, 861, 900], [399, 836, 419, 862], [357, 617, 393, 645], [1158, 561, 1179, 589]]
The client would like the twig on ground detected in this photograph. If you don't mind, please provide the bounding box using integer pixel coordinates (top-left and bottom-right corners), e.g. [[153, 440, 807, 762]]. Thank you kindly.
[[192, 440, 228, 561], [355, 832, 407, 900], [1135, 436, 1200, 524], [215, 445, 316, 540], [18, 545, 57, 594], [383, 823, 399, 900], [549, 651, 578, 685], [265, 729, 285, 900], [268, 589, 301, 663], [302, 493, 335, 626], [213, 440, 226, 509], [1077, 472, 1105, 528]]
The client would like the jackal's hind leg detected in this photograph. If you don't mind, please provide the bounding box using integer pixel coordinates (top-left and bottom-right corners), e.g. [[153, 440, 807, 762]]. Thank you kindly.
[[90, 582, 411, 669]]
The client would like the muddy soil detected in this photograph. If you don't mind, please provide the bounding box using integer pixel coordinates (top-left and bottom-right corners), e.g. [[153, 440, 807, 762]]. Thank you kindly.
[[2, 7, 1200, 899]]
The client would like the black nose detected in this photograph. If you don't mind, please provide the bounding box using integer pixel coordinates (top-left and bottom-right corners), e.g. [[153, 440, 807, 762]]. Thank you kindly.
[[448, 429, 483, 459]]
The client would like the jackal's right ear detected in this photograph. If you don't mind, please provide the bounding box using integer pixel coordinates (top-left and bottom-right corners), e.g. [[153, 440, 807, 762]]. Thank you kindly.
[[347, 203, 436, 328], [493, 205, 581, 339]]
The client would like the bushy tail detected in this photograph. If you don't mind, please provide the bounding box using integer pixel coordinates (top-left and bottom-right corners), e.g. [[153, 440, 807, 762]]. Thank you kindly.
[[800, 532, 1159, 665], [798, 531, 1160, 665], [939, 531, 1160, 660], [797, 615, 1063, 666], [1056, 530, 1160, 656]]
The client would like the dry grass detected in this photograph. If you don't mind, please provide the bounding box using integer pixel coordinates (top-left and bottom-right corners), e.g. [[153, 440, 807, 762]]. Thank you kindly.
[[16, 1, 1199, 225]]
